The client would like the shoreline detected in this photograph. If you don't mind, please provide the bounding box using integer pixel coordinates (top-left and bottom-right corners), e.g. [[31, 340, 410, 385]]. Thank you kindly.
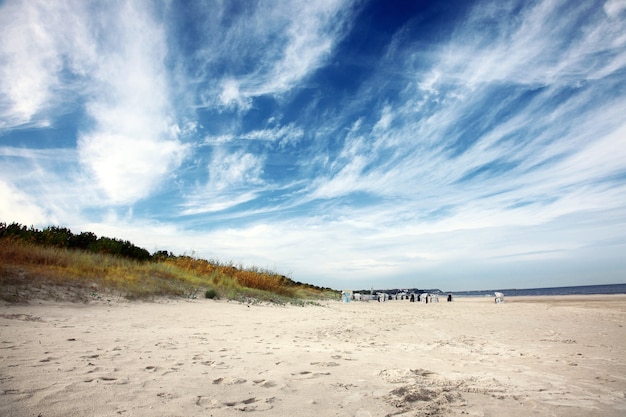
[[451, 292, 626, 298]]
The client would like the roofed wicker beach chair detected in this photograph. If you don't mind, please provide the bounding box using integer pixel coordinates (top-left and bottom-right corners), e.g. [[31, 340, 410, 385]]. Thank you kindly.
[[494, 292, 504, 303]]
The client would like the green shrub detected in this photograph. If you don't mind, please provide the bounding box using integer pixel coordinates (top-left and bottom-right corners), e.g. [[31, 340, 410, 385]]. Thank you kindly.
[[205, 288, 218, 299]]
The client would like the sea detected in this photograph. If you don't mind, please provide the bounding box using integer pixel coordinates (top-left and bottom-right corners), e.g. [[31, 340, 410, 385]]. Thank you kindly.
[[449, 283, 626, 297]]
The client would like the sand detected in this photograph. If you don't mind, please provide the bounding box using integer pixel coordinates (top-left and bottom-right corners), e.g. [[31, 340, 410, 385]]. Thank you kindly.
[[1, 295, 625, 417]]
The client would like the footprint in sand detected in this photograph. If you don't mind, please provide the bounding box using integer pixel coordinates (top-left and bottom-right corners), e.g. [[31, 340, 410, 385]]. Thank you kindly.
[[81, 354, 100, 359], [212, 376, 247, 385], [197, 392, 275, 411], [84, 376, 128, 385], [290, 370, 331, 379], [310, 361, 340, 367], [155, 341, 177, 350], [192, 354, 217, 366], [157, 392, 176, 400], [253, 379, 278, 388], [222, 397, 275, 411]]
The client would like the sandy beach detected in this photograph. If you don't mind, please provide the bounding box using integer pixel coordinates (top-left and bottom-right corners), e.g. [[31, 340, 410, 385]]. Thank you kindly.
[[1, 295, 625, 417]]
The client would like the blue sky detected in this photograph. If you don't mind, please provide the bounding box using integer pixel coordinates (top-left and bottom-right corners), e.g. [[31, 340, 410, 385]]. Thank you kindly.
[[1, 0, 625, 291]]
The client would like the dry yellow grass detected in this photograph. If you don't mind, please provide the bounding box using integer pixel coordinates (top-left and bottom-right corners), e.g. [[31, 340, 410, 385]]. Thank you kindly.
[[0, 238, 337, 303]]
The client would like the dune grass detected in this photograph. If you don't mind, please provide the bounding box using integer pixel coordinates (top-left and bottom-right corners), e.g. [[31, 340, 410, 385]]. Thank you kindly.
[[0, 238, 338, 303]]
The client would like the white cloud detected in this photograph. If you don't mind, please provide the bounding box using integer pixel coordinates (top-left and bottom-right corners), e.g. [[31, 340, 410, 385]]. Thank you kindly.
[[0, 0, 188, 205], [0, 180, 48, 225], [206, 123, 304, 146], [308, 156, 367, 200], [434, 0, 625, 89], [78, 133, 187, 204], [0, 146, 107, 226], [373, 105, 393, 132], [75, 1, 188, 204], [240, 123, 304, 147], [0, 0, 94, 128], [219, 78, 251, 110], [257, 0, 347, 94], [204, 134, 236, 145], [604, 0, 626, 18], [180, 192, 259, 216], [180, 148, 265, 215], [208, 149, 265, 191], [195, 0, 355, 110]]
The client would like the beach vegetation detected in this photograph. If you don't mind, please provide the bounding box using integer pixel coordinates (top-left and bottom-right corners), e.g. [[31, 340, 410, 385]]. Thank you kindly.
[[0, 222, 338, 303]]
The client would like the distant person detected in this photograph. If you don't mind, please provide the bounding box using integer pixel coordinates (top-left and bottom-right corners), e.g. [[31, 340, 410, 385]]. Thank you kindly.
[[447, 294, 452, 302]]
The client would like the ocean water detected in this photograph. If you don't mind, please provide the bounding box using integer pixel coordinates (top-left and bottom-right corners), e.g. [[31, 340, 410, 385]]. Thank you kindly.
[[450, 283, 626, 297]]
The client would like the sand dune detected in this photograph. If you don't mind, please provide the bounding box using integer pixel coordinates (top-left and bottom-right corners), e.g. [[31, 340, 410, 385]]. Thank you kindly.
[[1, 295, 625, 416]]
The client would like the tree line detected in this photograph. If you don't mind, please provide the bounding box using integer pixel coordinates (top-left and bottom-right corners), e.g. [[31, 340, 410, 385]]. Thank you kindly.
[[0, 222, 152, 261]]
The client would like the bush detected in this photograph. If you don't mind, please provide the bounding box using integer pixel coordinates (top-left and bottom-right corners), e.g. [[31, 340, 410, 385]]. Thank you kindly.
[[205, 288, 218, 299]]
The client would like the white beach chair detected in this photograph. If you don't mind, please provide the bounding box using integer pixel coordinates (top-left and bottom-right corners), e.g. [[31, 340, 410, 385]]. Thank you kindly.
[[494, 292, 504, 303]]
